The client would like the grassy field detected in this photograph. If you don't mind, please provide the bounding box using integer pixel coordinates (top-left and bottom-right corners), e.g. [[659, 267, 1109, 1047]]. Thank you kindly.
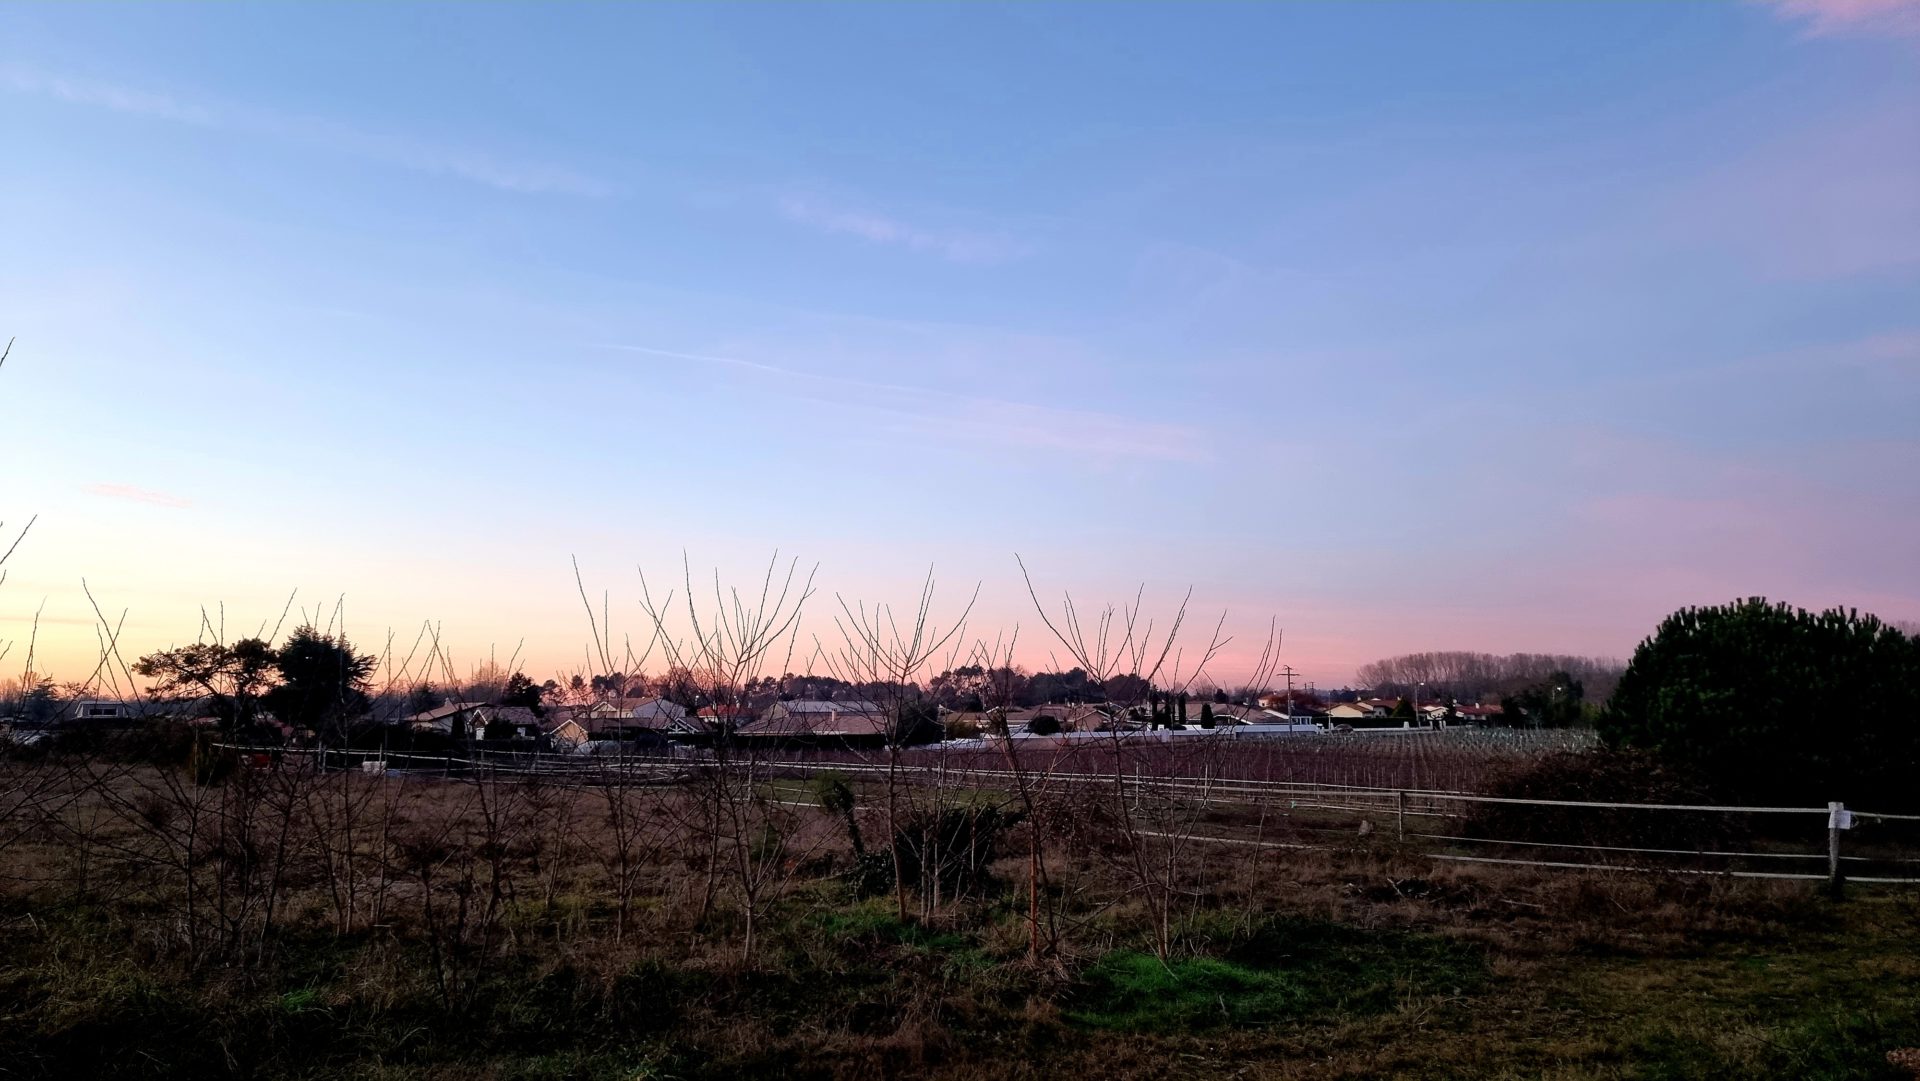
[[1, 748, 1917, 1080]]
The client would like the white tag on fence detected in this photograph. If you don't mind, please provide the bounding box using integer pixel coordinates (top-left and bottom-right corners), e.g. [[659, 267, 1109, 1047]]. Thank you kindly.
[[1830, 808, 1854, 830]]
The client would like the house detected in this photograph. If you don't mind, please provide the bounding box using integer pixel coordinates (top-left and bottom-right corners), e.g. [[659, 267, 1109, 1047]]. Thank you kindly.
[[542, 708, 590, 750], [628, 697, 697, 733], [580, 700, 630, 731], [996, 707, 1041, 731], [61, 699, 140, 724], [408, 701, 483, 735], [1255, 707, 1325, 723], [693, 704, 755, 729], [1203, 704, 1261, 725], [582, 697, 698, 739], [1024, 704, 1121, 733], [476, 706, 542, 741], [1222, 703, 1324, 725], [740, 700, 892, 743], [1454, 704, 1504, 725], [409, 702, 543, 740], [1326, 702, 1384, 721]]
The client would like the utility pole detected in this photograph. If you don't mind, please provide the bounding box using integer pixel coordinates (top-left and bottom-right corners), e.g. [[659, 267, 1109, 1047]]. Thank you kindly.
[[1278, 665, 1299, 719]]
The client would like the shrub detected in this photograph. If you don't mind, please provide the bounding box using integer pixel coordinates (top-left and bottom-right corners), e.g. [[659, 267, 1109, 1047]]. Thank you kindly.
[[892, 805, 1021, 897], [1461, 748, 1739, 851]]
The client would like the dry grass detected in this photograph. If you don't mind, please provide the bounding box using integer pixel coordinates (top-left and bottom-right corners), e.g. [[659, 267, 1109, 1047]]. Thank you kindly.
[[0, 748, 1916, 1080]]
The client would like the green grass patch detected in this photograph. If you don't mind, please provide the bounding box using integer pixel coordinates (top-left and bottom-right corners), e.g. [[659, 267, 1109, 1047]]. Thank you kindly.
[[1068, 916, 1485, 1031], [810, 900, 972, 952], [1069, 951, 1306, 1030]]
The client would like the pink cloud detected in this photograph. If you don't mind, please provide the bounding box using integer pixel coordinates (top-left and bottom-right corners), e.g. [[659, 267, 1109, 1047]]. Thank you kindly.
[[85, 483, 192, 509], [1760, 0, 1920, 39]]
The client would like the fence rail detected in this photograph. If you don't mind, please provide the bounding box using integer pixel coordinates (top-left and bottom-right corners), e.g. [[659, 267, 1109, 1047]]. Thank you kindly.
[[211, 743, 1920, 889]]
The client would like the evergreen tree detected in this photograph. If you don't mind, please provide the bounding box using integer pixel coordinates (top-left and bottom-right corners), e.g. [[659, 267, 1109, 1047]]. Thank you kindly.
[[501, 672, 546, 715], [1601, 598, 1920, 808], [265, 626, 376, 742]]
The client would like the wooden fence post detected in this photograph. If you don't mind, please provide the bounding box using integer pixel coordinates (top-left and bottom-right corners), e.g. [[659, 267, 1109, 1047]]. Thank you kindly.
[[1828, 801, 1846, 898], [1396, 790, 1406, 842]]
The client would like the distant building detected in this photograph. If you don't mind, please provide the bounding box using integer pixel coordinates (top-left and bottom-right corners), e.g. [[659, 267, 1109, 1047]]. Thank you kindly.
[[628, 697, 696, 732], [62, 699, 140, 724], [408, 701, 483, 735], [479, 706, 543, 740], [542, 709, 589, 749], [1029, 704, 1121, 732], [409, 701, 542, 740], [743, 700, 890, 741], [580, 697, 698, 739], [693, 704, 755, 728]]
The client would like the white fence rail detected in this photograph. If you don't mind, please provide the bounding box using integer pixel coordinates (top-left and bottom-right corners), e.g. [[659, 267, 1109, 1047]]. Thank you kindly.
[[215, 743, 1917, 889]]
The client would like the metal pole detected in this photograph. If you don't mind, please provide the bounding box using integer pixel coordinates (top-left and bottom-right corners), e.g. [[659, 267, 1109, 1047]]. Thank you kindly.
[[1828, 801, 1846, 898]]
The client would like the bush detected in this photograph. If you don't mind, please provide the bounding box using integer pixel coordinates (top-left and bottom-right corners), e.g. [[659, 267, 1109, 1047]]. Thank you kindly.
[[1461, 749, 1740, 851], [944, 715, 982, 740], [891, 805, 1021, 897], [823, 799, 1023, 899]]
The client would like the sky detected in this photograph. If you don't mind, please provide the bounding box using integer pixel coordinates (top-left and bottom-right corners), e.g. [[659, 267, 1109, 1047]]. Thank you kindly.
[[1, 1, 1916, 692]]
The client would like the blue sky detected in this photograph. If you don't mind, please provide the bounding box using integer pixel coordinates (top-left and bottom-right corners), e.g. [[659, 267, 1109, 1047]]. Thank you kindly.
[[2, 1, 1916, 688]]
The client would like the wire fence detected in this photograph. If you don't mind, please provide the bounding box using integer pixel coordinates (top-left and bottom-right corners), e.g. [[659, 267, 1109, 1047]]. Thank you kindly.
[[216, 743, 1920, 888]]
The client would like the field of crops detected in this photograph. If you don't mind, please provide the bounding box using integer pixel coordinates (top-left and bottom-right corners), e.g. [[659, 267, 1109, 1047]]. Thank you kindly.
[[901, 727, 1599, 792]]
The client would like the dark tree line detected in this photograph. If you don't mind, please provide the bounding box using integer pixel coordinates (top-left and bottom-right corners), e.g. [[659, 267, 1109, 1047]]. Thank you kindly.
[[619, 666, 1166, 711], [1355, 650, 1625, 705]]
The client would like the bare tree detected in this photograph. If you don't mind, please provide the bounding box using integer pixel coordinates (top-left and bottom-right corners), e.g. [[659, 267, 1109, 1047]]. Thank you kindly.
[[0, 329, 67, 872], [1018, 556, 1281, 959], [592, 552, 820, 966], [576, 760, 673, 942], [970, 629, 1071, 963], [301, 764, 401, 936], [0, 338, 38, 671], [822, 568, 976, 923]]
